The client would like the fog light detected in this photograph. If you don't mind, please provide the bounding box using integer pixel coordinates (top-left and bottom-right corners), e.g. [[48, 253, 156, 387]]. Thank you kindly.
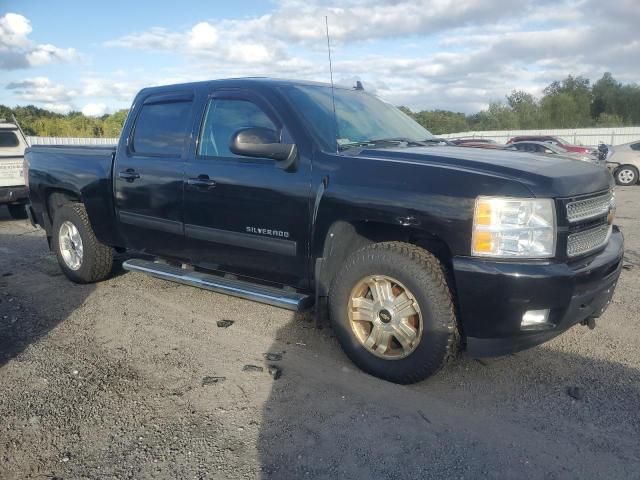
[[521, 309, 550, 327]]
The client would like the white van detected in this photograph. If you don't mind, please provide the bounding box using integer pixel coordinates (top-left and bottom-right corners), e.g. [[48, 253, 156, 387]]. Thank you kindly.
[[0, 120, 29, 219]]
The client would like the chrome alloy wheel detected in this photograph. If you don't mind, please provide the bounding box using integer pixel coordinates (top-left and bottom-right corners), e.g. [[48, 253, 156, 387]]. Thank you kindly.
[[618, 168, 636, 185], [59, 220, 84, 271], [348, 275, 423, 359]]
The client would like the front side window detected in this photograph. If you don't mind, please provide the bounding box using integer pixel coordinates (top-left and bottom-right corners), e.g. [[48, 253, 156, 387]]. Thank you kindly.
[[132, 100, 192, 156], [198, 99, 277, 157], [631, 142, 640, 151], [0, 130, 19, 148]]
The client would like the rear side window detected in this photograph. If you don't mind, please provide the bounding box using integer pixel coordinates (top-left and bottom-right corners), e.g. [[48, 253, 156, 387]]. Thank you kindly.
[[132, 101, 192, 156], [631, 142, 640, 151], [0, 131, 19, 147]]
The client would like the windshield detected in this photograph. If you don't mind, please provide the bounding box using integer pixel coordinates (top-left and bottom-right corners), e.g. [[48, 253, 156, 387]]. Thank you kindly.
[[282, 85, 434, 152]]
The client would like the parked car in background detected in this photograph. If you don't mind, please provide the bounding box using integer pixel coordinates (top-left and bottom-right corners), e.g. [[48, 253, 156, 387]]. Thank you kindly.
[[606, 140, 640, 186], [508, 141, 599, 164], [454, 141, 508, 150], [507, 135, 596, 155], [0, 119, 29, 219]]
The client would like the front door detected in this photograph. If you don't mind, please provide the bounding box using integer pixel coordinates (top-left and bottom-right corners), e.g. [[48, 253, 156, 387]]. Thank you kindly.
[[113, 91, 193, 258], [183, 90, 311, 288]]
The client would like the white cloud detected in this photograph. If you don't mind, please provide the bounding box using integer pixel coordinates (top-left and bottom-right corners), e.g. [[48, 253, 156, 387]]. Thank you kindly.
[[4, 1, 640, 114], [105, 27, 183, 50], [0, 13, 78, 70], [0, 12, 32, 48], [81, 102, 108, 117], [6, 76, 77, 104], [45, 103, 74, 114], [26, 44, 78, 66], [269, 0, 526, 43], [188, 22, 218, 50], [81, 77, 141, 102]]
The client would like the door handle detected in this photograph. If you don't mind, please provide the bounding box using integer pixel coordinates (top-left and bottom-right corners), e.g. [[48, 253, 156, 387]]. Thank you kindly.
[[187, 175, 216, 188], [118, 169, 140, 182]]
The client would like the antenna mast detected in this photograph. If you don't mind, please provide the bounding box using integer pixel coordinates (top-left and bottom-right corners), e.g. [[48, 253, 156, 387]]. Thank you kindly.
[[325, 16, 339, 153]]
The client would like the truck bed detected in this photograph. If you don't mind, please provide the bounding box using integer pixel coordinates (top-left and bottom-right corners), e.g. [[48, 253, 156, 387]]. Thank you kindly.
[[26, 144, 121, 246]]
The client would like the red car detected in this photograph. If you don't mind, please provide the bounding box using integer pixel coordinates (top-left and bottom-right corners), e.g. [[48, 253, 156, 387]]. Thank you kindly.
[[506, 135, 595, 155]]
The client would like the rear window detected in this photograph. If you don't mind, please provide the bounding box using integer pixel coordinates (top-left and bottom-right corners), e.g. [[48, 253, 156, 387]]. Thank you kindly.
[[132, 101, 193, 156], [0, 131, 19, 148]]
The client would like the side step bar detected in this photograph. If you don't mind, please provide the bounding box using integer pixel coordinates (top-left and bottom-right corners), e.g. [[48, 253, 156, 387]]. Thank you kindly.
[[122, 258, 313, 311]]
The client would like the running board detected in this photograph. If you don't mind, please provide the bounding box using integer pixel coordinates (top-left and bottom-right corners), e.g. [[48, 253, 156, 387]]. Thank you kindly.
[[122, 258, 313, 311]]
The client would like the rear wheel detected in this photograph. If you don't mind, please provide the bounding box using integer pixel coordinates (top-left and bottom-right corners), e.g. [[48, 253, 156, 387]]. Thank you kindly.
[[615, 165, 638, 186], [7, 204, 27, 219], [329, 242, 459, 384], [52, 203, 113, 283]]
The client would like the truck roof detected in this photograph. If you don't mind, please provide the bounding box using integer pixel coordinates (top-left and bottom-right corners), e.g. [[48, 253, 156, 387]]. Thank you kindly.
[[136, 77, 353, 96], [0, 123, 19, 130]]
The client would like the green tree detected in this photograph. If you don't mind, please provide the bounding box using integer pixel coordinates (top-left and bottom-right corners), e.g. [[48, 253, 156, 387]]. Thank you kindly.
[[541, 75, 592, 127], [103, 109, 129, 137], [506, 90, 539, 129], [468, 102, 519, 131]]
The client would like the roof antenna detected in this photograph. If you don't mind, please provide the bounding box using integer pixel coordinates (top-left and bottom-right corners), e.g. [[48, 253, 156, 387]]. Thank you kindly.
[[325, 15, 339, 153]]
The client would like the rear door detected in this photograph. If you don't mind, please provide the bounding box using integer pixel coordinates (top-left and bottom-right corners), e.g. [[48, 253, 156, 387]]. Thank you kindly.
[[183, 89, 312, 288], [113, 91, 193, 258]]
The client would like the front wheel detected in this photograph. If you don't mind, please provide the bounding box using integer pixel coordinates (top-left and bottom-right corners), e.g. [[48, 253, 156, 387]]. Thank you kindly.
[[615, 165, 638, 186], [51, 203, 113, 283], [329, 242, 459, 384]]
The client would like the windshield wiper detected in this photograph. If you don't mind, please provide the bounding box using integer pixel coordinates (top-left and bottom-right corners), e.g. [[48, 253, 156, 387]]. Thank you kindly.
[[337, 137, 451, 152], [338, 139, 404, 151]]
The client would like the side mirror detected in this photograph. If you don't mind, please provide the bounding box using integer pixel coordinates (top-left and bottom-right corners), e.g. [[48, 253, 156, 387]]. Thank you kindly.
[[229, 127, 297, 170]]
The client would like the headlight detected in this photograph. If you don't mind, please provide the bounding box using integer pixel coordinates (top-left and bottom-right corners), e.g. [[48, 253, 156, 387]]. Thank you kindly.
[[472, 197, 556, 258]]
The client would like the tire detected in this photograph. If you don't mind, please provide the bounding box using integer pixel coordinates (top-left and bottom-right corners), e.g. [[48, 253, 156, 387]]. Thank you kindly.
[[329, 241, 459, 384], [615, 165, 639, 186], [7, 204, 28, 219], [51, 203, 113, 283]]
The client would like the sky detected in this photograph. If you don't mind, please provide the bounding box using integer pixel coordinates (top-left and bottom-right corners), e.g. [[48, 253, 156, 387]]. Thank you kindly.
[[0, 0, 638, 116]]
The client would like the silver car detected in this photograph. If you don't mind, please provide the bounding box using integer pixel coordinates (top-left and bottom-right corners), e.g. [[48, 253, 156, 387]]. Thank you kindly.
[[508, 141, 600, 164], [607, 141, 640, 186]]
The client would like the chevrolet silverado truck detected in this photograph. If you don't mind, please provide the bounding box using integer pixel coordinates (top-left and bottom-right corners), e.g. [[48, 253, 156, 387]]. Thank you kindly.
[[25, 78, 624, 384], [0, 119, 29, 219]]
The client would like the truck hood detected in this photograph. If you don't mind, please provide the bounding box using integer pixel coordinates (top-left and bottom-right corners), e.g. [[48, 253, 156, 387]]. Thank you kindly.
[[355, 146, 612, 197]]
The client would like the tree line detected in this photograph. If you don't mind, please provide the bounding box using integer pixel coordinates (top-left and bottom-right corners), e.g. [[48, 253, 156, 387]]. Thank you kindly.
[[0, 104, 128, 138], [403, 73, 640, 134], [1, 73, 639, 138]]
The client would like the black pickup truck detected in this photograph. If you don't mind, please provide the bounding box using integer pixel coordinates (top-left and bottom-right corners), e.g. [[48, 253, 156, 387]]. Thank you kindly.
[[25, 78, 623, 383]]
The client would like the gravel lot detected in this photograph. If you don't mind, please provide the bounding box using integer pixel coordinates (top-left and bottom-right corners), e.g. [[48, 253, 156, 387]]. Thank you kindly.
[[1, 187, 639, 480]]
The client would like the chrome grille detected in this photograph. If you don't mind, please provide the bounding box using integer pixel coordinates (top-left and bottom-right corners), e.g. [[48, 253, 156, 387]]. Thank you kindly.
[[567, 224, 611, 257], [566, 192, 612, 223]]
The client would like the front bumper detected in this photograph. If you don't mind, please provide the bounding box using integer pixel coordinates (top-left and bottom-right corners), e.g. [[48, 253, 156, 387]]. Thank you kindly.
[[0, 185, 29, 205], [453, 227, 624, 357]]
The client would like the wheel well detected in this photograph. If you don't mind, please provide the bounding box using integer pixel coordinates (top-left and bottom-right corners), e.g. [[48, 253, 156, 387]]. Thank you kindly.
[[45, 189, 81, 227], [316, 221, 454, 297]]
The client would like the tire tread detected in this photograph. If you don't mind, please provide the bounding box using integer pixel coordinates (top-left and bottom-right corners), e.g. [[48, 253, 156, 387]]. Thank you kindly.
[[53, 203, 113, 283], [330, 241, 459, 384]]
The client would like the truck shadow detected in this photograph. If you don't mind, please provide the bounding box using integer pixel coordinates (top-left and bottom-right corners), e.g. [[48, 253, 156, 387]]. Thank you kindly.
[[256, 311, 640, 478], [0, 213, 95, 368]]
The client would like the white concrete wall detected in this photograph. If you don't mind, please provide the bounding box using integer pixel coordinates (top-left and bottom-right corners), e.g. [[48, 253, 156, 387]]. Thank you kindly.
[[27, 137, 119, 146], [439, 127, 640, 146]]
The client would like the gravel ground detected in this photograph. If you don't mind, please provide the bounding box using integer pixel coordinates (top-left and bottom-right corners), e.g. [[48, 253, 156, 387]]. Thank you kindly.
[[1, 187, 639, 480]]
